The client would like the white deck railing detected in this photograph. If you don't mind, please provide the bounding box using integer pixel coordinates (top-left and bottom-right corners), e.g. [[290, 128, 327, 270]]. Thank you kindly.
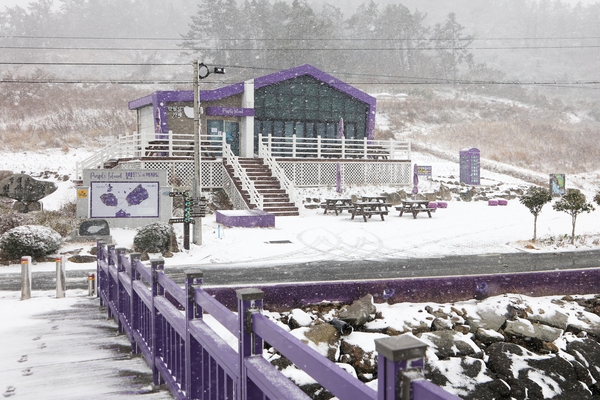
[[223, 143, 264, 209], [259, 134, 410, 160], [258, 142, 304, 216]]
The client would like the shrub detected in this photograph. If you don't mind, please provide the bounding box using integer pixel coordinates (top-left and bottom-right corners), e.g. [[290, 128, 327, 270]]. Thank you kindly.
[[0, 212, 30, 235], [0, 225, 62, 260], [133, 222, 172, 254]]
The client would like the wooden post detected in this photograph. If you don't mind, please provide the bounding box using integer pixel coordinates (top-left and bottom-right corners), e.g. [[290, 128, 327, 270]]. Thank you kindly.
[[55, 255, 66, 298]]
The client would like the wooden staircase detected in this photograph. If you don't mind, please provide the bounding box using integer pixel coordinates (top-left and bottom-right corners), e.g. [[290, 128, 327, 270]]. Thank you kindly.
[[225, 158, 300, 216]]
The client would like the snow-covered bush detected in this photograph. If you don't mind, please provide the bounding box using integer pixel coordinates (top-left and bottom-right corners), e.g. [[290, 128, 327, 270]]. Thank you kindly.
[[133, 222, 172, 254], [0, 225, 62, 260]]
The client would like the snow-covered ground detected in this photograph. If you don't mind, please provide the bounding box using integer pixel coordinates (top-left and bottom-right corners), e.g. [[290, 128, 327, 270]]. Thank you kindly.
[[2, 148, 600, 399]]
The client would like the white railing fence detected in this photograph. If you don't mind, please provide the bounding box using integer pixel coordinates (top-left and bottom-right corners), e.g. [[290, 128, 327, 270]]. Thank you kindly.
[[258, 142, 304, 216], [223, 143, 264, 209], [258, 134, 410, 160]]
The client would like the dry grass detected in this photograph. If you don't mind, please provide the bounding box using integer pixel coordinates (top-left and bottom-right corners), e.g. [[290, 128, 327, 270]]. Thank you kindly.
[[381, 87, 600, 174]]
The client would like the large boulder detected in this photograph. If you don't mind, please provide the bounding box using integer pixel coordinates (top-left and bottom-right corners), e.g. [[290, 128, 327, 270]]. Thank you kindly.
[[0, 174, 57, 203]]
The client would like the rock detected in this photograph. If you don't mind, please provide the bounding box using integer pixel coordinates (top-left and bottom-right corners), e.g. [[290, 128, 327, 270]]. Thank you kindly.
[[439, 184, 453, 201], [303, 321, 339, 361], [466, 310, 507, 331], [67, 255, 97, 263], [566, 338, 600, 383], [419, 330, 482, 359], [475, 328, 505, 345], [339, 340, 377, 376], [12, 201, 42, 213], [0, 174, 57, 202], [504, 318, 563, 342], [338, 294, 376, 327], [79, 219, 110, 236], [431, 317, 453, 331]]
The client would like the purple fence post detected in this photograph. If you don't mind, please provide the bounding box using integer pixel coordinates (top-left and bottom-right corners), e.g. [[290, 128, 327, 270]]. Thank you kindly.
[[107, 244, 116, 319], [375, 335, 427, 400], [185, 271, 203, 399], [96, 240, 105, 305], [116, 247, 127, 333], [236, 288, 264, 400], [129, 252, 141, 354], [151, 258, 165, 387]]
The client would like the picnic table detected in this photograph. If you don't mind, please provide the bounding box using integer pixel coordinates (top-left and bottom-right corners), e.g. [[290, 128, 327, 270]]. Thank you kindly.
[[351, 201, 392, 222], [362, 195, 387, 203], [396, 199, 435, 219], [321, 198, 354, 215]]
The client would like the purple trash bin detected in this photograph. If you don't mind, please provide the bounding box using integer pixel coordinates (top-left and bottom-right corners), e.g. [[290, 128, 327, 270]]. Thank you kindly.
[[488, 199, 498, 206]]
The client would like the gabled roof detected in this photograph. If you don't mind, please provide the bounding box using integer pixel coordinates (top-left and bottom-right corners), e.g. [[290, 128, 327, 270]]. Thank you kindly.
[[200, 64, 376, 107]]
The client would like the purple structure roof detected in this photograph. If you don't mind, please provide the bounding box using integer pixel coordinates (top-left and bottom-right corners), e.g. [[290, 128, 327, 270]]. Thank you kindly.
[[128, 64, 377, 138]]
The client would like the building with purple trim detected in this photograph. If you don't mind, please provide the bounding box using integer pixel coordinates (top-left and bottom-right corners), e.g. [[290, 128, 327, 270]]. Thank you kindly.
[[128, 64, 377, 157]]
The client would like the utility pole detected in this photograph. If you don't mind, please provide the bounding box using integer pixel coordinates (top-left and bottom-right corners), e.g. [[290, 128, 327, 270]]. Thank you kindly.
[[192, 62, 225, 246], [193, 61, 202, 245]]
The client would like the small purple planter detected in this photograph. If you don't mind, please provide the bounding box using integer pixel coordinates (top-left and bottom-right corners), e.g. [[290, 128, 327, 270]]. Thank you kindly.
[[216, 210, 275, 228], [498, 199, 508, 206], [437, 202, 448, 208], [427, 202, 438, 209], [488, 200, 498, 206]]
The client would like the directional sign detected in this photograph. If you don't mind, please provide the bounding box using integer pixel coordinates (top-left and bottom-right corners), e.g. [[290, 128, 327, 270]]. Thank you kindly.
[[169, 218, 195, 224]]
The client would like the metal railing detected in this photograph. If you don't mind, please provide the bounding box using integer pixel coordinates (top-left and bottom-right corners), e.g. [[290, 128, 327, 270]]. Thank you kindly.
[[258, 141, 304, 215], [96, 242, 460, 400], [259, 134, 410, 160], [223, 143, 264, 209]]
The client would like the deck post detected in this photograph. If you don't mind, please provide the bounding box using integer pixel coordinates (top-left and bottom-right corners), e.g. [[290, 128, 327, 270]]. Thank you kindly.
[[116, 247, 127, 332], [150, 258, 165, 386], [185, 271, 204, 399], [129, 252, 141, 354], [20, 256, 32, 300], [375, 335, 427, 400], [237, 288, 264, 399]]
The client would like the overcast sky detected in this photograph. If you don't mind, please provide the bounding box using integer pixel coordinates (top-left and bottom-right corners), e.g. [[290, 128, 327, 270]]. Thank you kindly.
[[4, 0, 599, 11]]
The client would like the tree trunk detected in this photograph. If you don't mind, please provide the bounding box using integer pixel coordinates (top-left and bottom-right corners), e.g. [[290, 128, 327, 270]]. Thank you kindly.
[[533, 214, 538, 242], [571, 215, 577, 245]]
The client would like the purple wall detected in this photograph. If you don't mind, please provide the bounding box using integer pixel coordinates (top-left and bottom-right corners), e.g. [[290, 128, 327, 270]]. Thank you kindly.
[[205, 268, 600, 310]]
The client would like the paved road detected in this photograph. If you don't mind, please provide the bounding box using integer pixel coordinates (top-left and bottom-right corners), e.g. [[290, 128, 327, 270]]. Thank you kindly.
[[2, 250, 600, 291]]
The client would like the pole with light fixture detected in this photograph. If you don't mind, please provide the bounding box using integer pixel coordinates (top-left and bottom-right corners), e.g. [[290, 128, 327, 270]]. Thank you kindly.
[[192, 61, 225, 245]]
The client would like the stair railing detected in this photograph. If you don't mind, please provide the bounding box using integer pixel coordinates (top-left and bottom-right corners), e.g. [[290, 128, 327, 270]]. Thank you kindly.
[[223, 143, 264, 210], [258, 141, 304, 216]]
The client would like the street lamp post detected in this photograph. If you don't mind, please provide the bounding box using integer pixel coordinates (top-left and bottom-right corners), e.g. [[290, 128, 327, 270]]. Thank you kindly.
[[192, 61, 225, 246]]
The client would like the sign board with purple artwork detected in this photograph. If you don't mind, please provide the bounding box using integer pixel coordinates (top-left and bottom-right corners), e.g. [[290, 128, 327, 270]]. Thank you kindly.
[[79, 169, 171, 228], [90, 181, 159, 218]]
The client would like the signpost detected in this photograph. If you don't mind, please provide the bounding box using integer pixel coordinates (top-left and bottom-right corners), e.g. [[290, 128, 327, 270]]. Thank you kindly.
[[169, 191, 207, 250], [193, 61, 225, 246]]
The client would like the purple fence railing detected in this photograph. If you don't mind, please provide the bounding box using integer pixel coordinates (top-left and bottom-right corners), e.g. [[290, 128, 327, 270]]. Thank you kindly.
[[96, 241, 459, 400]]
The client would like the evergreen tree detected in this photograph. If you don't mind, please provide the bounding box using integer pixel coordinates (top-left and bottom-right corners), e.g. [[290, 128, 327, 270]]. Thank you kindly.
[[519, 186, 552, 242], [553, 189, 595, 245], [432, 13, 473, 84]]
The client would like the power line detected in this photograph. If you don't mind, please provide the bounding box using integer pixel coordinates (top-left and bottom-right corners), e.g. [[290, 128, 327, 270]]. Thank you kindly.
[[4, 34, 600, 41], [4, 44, 600, 51], [1, 78, 599, 87]]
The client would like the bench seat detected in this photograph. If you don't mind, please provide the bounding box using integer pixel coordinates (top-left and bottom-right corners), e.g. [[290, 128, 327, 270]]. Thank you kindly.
[[395, 206, 436, 219]]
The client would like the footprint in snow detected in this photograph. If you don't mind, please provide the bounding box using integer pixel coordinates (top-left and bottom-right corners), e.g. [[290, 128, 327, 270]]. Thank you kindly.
[[51, 325, 58, 331], [3, 386, 16, 397], [32, 336, 41, 341], [17, 355, 27, 363], [22, 368, 33, 376]]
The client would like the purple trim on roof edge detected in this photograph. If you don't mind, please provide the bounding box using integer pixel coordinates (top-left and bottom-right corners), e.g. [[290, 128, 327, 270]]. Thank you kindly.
[[200, 83, 245, 101]]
